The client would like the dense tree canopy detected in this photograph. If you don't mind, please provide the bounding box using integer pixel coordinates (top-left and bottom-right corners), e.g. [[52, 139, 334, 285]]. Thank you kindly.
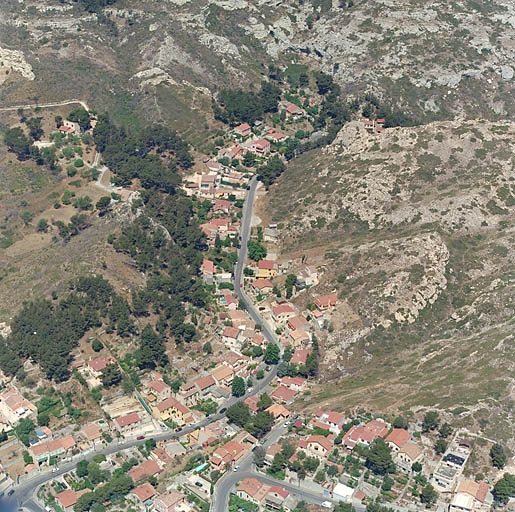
[[213, 81, 281, 125], [494, 473, 515, 504], [226, 402, 251, 427], [93, 114, 192, 188], [366, 438, 395, 475], [257, 155, 285, 187], [0, 276, 129, 381], [491, 443, 508, 469], [4, 127, 32, 160], [75, 0, 117, 13], [68, 108, 91, 130], [135, 324, 168, 369]]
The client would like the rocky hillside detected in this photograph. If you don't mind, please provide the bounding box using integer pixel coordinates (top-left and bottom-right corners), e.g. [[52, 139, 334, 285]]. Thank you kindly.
[[2, 0, 515, 125], [266, 119, 515, 443]]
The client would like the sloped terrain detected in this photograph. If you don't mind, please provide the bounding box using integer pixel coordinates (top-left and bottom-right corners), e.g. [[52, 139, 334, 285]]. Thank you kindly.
[[2, 0, 515, 127], [266, 120, 515, 443]]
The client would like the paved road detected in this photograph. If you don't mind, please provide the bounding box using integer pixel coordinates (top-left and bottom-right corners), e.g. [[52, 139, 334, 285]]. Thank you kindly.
[[0, 174, 280, 512], [233, 177, 280, 350], [211, 420, 366, 512]]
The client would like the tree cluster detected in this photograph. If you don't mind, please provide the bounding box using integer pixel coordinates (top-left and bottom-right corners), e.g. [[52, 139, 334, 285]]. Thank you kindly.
[[74, 473, 133, 512], [257, 155, 285, 188], [93, 114, 192, 189], [494, 473, 515, 504], [75, 0, 117, 13], [0, 276, 129, 381], [366, 438, 395, 475], [213, 81, 282, 126], [112, 194, 206, 343], [225, 401, 274, 438]]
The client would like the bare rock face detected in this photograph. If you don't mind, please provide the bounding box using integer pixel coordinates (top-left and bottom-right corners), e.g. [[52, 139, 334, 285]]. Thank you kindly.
[[3, 0, 515, 122], [0, 47, 34, 82]]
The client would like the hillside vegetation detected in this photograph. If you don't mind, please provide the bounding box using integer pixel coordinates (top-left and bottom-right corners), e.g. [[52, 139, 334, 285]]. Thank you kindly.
[[266, 119, 515, 443], [3, 0, 515, 129]]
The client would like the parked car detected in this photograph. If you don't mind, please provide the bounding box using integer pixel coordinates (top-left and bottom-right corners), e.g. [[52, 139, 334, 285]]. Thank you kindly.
[[195, 482, 203, 487], [7, 489, 15, 496], [219, 407, 227, 414], [232, 465, 240, 472], [136, 435, 145, 440], [321, 501, 332, 509]]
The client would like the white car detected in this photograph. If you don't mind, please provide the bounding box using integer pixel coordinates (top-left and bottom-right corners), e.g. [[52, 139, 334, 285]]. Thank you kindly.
[[233, 465, 240, 472], [321, 501, 332, 509]]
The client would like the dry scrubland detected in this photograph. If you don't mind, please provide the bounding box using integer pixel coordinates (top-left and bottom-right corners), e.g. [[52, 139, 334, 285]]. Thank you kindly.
[[267, 120, 515, 445]]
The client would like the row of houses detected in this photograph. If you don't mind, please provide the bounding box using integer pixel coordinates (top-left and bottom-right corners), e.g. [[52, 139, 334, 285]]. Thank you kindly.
[[56, 484, 190, 512]]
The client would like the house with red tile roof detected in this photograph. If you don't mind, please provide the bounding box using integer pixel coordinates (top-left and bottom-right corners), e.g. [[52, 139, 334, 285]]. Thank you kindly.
[[234, 123, 252, 137], [114, 412, 142, 432], [154, 491, 186, 512], [81, 423, 102, 443], [88, 356, 116, 377], [270, 385, 297, 404], [130, 482, 156, 504], [146, 379, 171, 402], [222, 326, 241, 347], [315, 410, 346, 434], [178, 381, 200, 407], [285, 102, 303, 118], [244, 395, 260, 414], [151, 447, 172, 467], [343, 419, 389, 449], [193, 375, 216, 396], [251, 332, 265, 346], [29, 435, 77, 463], [266, 130, 288, 143], [266, 403, 290, 419], [228, 309, 248, 328], [250, 138, 271, 155], [0, 388, 37, 424], [152, 397, 193, 425], [220, 292, 239, 310], [450, 479, 491, 512], [287, 315, 310, 332], [314, 293, 338, 311], [55, 489, 90, 511], [236, 477, 269, 505], [214, 199, 231, 214], [288, 329, 310, 346], [266, 485, 295, 510], [306, 435, 333, 459], [202, 259, 215, 284], [396, 442, 423, 472], [385, 428, 411, 452], [256, 259, 277, 279], [210, 365, 234, 386], [272, 304, 296, 322], [210, 439, 248, 469], [129, 459, 162, 482], [252, 278, 273, 294], [290, 348, 311, 365], [280, 376, 306, 392]]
